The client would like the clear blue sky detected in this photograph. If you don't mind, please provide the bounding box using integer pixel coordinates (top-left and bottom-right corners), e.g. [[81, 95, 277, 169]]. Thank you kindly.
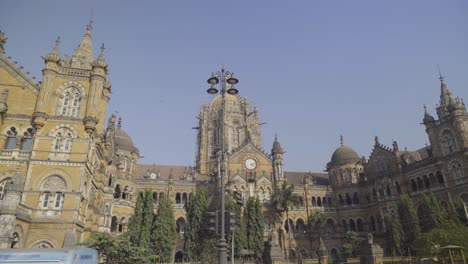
[[1, 1, 467, 172]]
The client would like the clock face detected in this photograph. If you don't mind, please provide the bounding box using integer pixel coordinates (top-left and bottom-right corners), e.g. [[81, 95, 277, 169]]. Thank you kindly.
[[245, 158, 257, 170]]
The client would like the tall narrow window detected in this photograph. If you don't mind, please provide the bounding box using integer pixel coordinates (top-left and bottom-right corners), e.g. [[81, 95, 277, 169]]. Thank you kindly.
[[54, 132, 62, 151], [20, 128, 34, 151], [71, 93, 80, 117], [52, 128, 73, 152], [64, 133, 72, 151], [61, 92, 70, 115], [5, 127, 18, 149], [54, 193, 62, 208], [42, 192, 50, 208]]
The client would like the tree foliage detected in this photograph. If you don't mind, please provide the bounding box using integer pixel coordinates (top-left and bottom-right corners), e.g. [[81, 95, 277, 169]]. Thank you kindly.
[[397, 193, 420, 254], [384, 214, 403, 256], [184, 187, 209, 260], [341, 231, 362, 258], [244, 197, 265, 258], [127, 192, 144, 246], [152, 195, 177, 262], [308, 209, 326, 233], [79, 232, 157, 264]]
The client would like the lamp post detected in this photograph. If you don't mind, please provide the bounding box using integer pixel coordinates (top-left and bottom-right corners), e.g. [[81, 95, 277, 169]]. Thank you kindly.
[[206, 68, 239, 264]]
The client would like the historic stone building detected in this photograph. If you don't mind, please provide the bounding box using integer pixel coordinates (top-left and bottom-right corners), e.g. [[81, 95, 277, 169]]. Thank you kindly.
[[0, 24, 467, 262]]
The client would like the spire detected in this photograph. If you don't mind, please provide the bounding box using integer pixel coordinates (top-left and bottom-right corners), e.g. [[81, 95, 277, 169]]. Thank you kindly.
[[340, 134, 344, 146], [45, 36, 61, 62], [437, 66, 456, 108], [93, 43, 107, 68], [71, 20, 95, 69]]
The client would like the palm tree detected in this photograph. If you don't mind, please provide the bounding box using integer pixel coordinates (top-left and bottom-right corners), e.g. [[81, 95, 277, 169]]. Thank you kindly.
[[271, 182, 300, 260]]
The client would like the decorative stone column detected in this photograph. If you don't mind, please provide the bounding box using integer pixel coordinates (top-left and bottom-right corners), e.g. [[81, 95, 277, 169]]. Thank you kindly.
[[0, 171, 22, 249], [359, 233, 384, 264]]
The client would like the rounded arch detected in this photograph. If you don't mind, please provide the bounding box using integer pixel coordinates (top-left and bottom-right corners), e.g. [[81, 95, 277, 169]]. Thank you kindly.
[[48, 125, 77, 138], [296, 218, 305, 234], [176, 217, 186, 234], [330, 248, 339, 263], [40, 174, 68, 192], [55, 81, 87, 98], [30, 239, 55, 248], [326, 218, 336, 233], [356, 218, 364, 232], [174, 250, 184, 262]]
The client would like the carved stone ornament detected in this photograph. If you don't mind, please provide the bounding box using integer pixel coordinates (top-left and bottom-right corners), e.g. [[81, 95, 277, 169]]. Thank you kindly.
[[32, 112, 49, 130], [83, 116, 99, 133], [41, 175, 67, 191]]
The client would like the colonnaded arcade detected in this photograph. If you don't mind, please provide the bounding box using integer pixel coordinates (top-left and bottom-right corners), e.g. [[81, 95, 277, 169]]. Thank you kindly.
[[0, 24, 467, 262]]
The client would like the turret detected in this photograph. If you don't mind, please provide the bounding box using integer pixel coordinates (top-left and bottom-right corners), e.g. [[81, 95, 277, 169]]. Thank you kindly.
[[84, 44, 108, 134], [70, 22, 94, 69], [33, 36, 62, 129], [327, 135, 362, 187], [271, 135, 284, 185]]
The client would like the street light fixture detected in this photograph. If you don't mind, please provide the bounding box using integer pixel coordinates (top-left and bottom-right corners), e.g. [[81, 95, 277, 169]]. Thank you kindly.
[[206, 68, 239, 264]]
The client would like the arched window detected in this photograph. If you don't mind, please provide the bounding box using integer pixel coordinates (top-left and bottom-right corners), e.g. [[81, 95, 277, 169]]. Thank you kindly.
[[436, 171, 445, 185], [441, 130, 457, 155], [353, 192, 359, 204], [317, 197, 322, 207], [42, 192, 50, 208], [342, 219, 348, 231], [423, 175, 430, 189], [60, 88, 81, 117], [52, 128, 73, 152], [328, 197, 333, 207], [338, 194, 344, 205], [20, 128, 34, 150], [312, 197, 317, 207], [357, 219, 364, 232], [110, 216, 118, 232], [346, 193, 352, 205], [411, 179, 417, 191], [182, 193, 188, 205], [5, 127, 18, 149], [386, 185, 392, 196], [326, 219, 336, 234], [349, 219, 356, 232], [296, 219, 305, 234], [114, 185, 121, 199], [40, 175, 67, 210], [176, 218, 186, 234], [54, 193, 63, 208], [395, 181, 401, 194], [176, 193, 181, 204]]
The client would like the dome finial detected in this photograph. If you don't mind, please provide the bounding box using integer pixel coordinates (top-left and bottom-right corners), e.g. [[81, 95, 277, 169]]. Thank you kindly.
[[340, 134, 344, 146], [117, 117, 122, 129]]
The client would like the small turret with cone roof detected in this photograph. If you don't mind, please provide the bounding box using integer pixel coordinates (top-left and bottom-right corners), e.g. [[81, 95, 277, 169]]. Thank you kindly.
[[92, 43, 108, 78], [271, 134, 284, 154], [42, 36, 61, 71]]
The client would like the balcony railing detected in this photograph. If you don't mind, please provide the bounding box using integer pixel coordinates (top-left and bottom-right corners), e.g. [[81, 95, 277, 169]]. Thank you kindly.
[[0, 149, 31, 160]]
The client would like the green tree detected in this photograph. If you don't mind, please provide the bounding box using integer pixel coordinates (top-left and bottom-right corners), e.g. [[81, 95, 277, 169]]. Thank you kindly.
[[127, 189, 154, 248], [419, 193, 446, 232], [127, 192, 143, 246], [79, 232, 158, 264], [184, 187, 208, 260], [384, 214, 403, 256], [414, 222, 468, 257], [244, 197, 265, 258], [271, 182, 300, 260], [152, 195, 177, 262], [397, 193, 421, 254], [140, 189, 154, 247], [342, 231, 362, 258], [308, 209, 326, 233]]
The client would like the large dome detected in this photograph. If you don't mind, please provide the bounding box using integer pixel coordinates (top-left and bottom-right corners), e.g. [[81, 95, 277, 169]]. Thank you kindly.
[[115, 128, 138, 153], [330, 145, 360, 165]]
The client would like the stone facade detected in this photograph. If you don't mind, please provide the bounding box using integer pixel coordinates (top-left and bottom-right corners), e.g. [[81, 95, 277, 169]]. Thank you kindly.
[[0, 25, 467, 263]]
